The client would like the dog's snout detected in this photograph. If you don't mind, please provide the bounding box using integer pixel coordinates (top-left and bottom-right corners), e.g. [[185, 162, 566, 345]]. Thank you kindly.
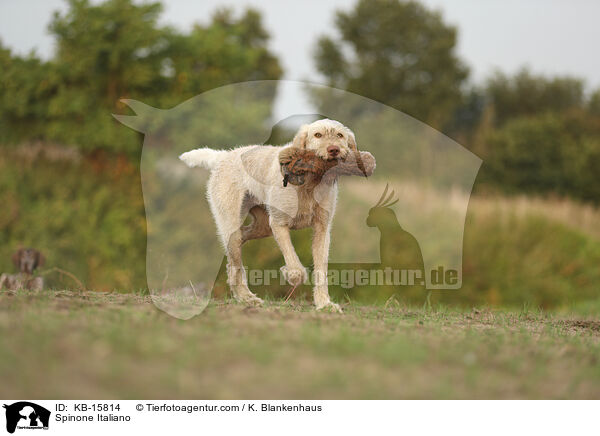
[[327, 145, 340, 157]]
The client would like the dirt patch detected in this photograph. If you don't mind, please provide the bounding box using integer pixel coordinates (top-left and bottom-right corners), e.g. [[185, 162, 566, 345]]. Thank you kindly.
[[563, 320, 600, 332]]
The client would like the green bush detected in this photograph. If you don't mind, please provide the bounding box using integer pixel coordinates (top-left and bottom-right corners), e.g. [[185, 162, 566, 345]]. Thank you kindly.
[[482, 112, 600, 203], [0, 0, 282, 156], [0, 148, 146, 290]]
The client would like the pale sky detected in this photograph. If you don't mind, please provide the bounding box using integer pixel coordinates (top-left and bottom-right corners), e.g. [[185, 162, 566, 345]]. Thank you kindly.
[[1, 0, 600, 116]]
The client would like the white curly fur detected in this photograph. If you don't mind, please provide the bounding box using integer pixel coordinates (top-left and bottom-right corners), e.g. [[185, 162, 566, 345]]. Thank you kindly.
[[179, 119, 359, 312]]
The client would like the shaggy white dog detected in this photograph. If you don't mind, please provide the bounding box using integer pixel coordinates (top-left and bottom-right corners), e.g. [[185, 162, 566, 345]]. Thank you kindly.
[[179, 119, 359, 312]]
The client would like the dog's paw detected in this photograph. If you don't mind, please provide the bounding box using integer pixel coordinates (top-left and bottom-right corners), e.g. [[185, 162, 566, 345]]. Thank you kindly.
[[280, 265, 308, 287], [314, 289, 342, 313], [316, 301, 343, 313], [233, 289, 264, 306], [247, 295, 265, 306]]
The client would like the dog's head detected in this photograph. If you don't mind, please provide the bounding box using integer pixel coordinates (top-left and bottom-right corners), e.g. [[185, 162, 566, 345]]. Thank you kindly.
[[292, 119, 357, 161], [12, 248, 45, 275]]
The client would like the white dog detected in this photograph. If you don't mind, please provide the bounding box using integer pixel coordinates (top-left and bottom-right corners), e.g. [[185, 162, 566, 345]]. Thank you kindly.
[[179, 119, 359, 312]]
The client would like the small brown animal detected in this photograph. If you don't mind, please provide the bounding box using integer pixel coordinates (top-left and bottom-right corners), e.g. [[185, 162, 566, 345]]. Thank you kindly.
[[279, 147, 373, 187], [0, 248, 45, 291], [279, 148, 339, 186], [12, 248, 45, 274]]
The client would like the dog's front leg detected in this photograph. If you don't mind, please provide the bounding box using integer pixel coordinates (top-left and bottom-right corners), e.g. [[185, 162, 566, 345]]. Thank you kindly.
[[312, 207, 342, 313], [271, 223, 308, 287]]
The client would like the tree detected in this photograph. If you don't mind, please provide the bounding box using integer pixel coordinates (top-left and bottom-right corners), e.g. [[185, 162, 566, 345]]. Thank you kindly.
[[589, 88, 600, 117], [160, 8, 282, 106], [483, 111, 600, 202], [0, 0, 283, 155], [484, 69, 585, 127], [0, 42, 56, 144], [313, 0, 468, 128]]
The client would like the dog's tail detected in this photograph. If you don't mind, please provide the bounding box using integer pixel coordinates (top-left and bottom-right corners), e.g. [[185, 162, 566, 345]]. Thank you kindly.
[[179, 148, 227, 170]]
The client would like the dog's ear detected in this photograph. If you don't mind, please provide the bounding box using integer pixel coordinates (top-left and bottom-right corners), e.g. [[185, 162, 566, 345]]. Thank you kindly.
[[346, 128, 358, 151], [34, 250, 45, 270], [345, 128, 367, 176], [292, 124, 309, 149], [11, 249, 23, 271]]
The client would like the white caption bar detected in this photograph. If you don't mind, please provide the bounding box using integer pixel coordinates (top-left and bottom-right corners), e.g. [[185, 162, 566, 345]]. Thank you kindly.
[[1, 400, 597, 435]]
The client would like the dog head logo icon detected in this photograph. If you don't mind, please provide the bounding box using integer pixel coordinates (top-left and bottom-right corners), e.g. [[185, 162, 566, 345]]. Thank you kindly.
[[3, 402, 50, 434]]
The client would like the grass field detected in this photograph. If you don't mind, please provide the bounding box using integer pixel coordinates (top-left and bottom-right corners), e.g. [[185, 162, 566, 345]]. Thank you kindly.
[[1, 290, 599, 399]]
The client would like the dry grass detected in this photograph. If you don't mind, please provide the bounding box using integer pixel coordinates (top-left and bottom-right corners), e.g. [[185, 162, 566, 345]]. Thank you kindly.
[[1, 290, 599, 399], [469, 194, 600, 240], [346, 178, 600, 240]]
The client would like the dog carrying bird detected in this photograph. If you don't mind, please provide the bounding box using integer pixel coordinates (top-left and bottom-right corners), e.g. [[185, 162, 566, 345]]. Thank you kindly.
[[180, 119, 375, 312]]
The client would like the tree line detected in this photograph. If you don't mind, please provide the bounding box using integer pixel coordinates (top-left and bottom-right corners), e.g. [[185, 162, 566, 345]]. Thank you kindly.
[[0, 0, 282, 155], [1, 0, 599, 202]]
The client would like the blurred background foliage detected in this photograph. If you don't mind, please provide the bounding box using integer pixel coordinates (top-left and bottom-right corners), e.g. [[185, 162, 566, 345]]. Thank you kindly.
[[0, 0, 281, 154], [1, 0, 599, 309]]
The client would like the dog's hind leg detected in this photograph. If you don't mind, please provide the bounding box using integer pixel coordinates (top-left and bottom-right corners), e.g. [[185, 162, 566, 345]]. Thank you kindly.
[[208, 181, 264, 306], [225, 229, 263, 305]]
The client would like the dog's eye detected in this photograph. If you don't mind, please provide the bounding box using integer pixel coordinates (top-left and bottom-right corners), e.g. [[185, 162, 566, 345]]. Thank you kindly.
[[337, 133, 344, 138], [314, 133, 322, 138]]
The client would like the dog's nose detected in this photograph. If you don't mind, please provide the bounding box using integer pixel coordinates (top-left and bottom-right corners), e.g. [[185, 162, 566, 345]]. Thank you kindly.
[[327, 145, 340, 157]]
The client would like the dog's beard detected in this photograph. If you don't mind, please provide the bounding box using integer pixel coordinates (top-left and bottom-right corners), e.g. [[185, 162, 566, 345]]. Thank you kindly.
[[316, 150, 348, 162], [326, 153, 347, 163]]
